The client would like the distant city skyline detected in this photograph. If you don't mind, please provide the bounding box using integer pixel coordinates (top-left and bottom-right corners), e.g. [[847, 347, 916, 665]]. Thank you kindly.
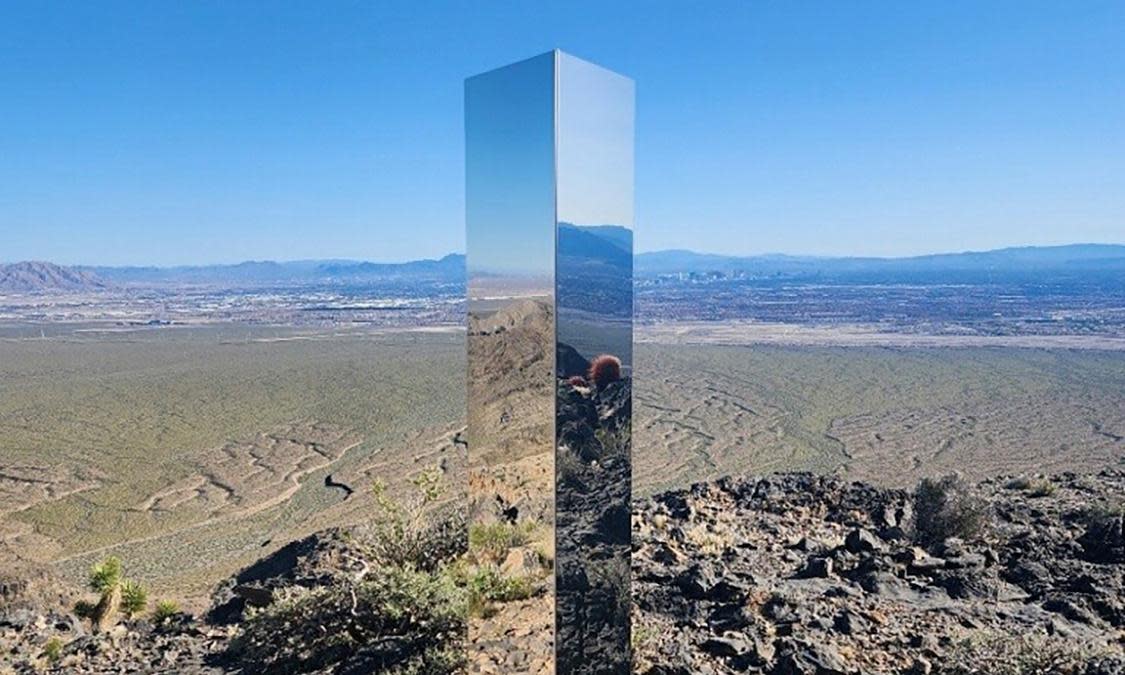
[[2, 2, 1123, 266]]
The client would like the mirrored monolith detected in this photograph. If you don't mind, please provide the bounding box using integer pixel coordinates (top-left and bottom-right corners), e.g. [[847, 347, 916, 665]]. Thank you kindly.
[[466, 52, 558, 675], [554, 53, 634, 675], [466, 50, 633, 675]]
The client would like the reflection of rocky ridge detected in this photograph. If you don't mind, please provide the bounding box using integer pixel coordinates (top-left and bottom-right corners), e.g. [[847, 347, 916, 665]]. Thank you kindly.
[[556, 376, 632, 674], [556, 342, 590, 379], [468, 297, 554, 467], [632, 471, 1125, 674]]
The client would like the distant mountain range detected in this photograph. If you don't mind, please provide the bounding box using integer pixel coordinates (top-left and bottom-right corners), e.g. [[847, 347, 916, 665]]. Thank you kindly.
[[78, 254, 465, 287], [3, 244, 1124, 293], [635, 243, 1125, 282]]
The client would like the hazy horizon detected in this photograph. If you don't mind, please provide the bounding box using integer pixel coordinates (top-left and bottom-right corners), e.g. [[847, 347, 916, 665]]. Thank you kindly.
[[3, 239, 1125, 269]]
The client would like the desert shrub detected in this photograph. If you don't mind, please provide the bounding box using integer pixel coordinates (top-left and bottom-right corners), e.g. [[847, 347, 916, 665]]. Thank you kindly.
[[913, 475, 989, 551], [588, 354, 622, 389], [939, 632, 1120, 674], [469, 521, 535, 563], [1082, 501, 1124, 528], [120, 580, 148, 617], [590, 558, 630, 626], [152, 599, 179, 624], [42, 636, 63, 663], [1005, 476, 1056, 497], [227, 466, 471, 674], [631, 620, 658, 662], [370, 465, 465, 570], [594, 426, 630, 463], [557, 446, 586, 489], [1079, 501, 1124, 564], [230, 565, 466, 675], [467, 566, 533, 618]]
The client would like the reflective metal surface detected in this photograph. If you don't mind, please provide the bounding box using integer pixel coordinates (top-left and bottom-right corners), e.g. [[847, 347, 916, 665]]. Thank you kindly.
[[554, 53, 634, 675], [466, 52, 557, 674], [466, 51, 633, 674]]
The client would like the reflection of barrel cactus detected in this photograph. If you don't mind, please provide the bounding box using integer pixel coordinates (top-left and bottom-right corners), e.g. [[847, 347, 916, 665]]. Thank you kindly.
[[588, 354, 622, 390]]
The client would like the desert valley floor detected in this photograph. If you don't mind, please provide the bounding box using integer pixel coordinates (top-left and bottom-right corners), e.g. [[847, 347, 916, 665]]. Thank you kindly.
[[1, 325, 1123, 609]]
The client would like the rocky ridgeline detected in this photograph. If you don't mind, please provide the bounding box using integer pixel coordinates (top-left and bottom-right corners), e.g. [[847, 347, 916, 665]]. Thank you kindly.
[[632, 470, 1125, 675], [3, 463, 1123, 673]]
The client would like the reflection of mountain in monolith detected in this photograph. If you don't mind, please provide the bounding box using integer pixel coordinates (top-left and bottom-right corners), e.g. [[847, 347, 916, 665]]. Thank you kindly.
[[557, 224, 633, 375], [557, 224, 632, 319], [468, 297, 554, 467], [467, 294, 557, 674]]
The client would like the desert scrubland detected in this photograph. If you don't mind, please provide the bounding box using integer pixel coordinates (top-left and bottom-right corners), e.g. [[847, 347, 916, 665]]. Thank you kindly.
[[0, 252, 1122, 672], [0, 326, 466, 607]]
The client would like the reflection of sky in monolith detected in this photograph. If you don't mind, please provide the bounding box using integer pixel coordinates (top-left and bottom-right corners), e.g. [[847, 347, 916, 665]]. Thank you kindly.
[[465, 52, 556, 282], [557, 52, 635, 232]]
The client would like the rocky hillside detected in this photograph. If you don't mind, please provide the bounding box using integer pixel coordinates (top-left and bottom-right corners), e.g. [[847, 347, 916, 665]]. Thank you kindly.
[[0, 262, 108, 294], [3, 467, 1123, 673], [632, 470, 1125, 674]]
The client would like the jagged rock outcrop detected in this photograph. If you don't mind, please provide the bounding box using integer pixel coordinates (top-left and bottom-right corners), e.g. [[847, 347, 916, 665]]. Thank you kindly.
[[632, 470, 1125, 674]]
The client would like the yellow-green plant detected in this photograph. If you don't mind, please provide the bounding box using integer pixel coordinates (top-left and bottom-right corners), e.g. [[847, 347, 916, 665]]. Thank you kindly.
[[120, 580, 148, 618], [42, 636, 63, 663], [153, 599, 180, 624]]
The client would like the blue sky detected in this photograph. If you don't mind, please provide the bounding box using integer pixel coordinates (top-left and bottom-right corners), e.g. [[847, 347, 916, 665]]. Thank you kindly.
[[2, 1, 1123, 265]]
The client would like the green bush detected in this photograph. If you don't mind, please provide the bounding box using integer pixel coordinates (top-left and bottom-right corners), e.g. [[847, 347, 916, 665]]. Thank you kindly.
[[913, 475, 989, 551], [1005, 476, 1056, 497], [228, 466, 469, 674], [230, 565, 466, 675], [594, 426, 630, 463], [369, 466, 465, 570], [467, 565, 533, 618]]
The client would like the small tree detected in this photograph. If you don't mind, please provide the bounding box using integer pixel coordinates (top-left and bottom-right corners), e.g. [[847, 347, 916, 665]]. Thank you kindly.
[[85, 556, 148, 631], [913, 474, 989, 551], [88, 556, 123, 632]]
